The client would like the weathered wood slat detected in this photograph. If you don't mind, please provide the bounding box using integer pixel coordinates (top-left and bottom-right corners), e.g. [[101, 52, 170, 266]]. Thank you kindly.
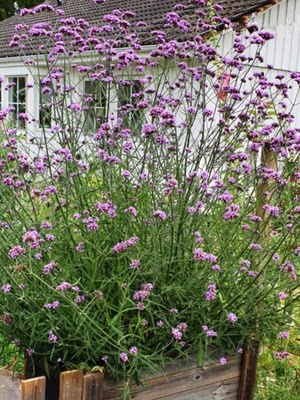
[[21, 376, 46, 400], [129, 373, 239, 400], [103, 356, 240, 400], [82, 372, 104, 400], [59, 370, 83, 400], [19, 354, 241, 400], [155, 378, 239, 400], [103, 355, 239, 391], [213, 379, 240, 400]]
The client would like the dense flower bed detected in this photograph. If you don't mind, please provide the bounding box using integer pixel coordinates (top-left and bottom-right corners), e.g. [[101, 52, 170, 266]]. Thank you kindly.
[[0, 0, 299, 395]]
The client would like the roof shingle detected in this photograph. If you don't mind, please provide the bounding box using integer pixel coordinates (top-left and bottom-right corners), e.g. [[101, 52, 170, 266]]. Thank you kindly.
[[0, 0, 278, 59]]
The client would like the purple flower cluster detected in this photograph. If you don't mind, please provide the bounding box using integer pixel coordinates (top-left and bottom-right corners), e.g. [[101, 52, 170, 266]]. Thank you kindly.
[[205, 283, 217, 301], [43, 261, 57, 275], [129, 346, 138, 356], [133, 282, 153, 310], [112, 236, 139, 254], [262, 204, 280, 218], [8, 245, 26, 259], [75, 242, 85, 253], [280, 262, 297, 281], [56, 282, 72, 291], [44, 300, 60, 310], [130, 259, 140, 269], [193, 249, 217, 263], [227, 313, 238, 323], [223, 204, 240, 220], [153, 210, 167, 220], [95, 201, 117, 218], [188, 201, 205, 214], [22, 230, 40, 248], [278, 331, 289, 340], [278, 291, 287, 300], [48, 330, 58, 343], [202, 325, 217, 337], [2, 284, 11, 294], [273, 351, 289, 360], [171, 322, 187, 341], [82, 216, 99, 232], [171, 328, 182, 341], [218, 191, 233, 203]]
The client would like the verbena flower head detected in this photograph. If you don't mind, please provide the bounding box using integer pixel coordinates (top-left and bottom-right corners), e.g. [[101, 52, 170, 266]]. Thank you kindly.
[[119, 352, 129, 362], [8, 246, 26, 259], [56, 282, 71, 291], [129, 346, 138, 356], [48, 330, 58, 343], [278, 331, 289, 340], [227, 313, 238, 323]]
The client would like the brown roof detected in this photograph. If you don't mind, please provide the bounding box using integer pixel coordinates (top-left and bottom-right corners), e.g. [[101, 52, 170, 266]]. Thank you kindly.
[[0, 0, 278, 59]]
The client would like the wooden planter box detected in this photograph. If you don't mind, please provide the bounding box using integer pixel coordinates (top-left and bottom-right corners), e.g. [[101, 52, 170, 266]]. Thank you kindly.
[[20, 354, 241, 400], [103, 354, 240, 400]]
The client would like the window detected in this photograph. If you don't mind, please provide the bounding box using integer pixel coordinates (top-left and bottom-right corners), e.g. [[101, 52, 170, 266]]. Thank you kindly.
[[84, 81, 107, 131], [39, 82, 52, 128], [8, 77, 26, 128], [0, 80, 2, 110], [117, 80, 144, 132]]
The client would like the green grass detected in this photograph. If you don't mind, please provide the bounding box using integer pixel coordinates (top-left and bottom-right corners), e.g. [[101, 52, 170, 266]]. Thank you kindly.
[[0, 338, 23, 377], [255, 346, 300, 399]]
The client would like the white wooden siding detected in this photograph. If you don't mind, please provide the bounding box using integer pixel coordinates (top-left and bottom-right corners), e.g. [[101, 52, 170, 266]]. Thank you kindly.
[[220, 0, 300, 125], [0, 0, 300, 128]]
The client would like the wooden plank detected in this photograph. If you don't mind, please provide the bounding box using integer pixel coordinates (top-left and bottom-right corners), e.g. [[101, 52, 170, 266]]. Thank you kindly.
[[59, 370, 83, 400], [131, 372, 240, 400], [104, 354, 240, 390], [213, 379, 239, 400], [21, 376, 46, 400], [103, 356, 240, 400], [82, 372, 104, 400], [156, 378, 239, 400]]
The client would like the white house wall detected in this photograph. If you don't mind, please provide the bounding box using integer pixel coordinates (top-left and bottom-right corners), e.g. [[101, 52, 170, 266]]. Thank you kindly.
[[220, 0, 300, 72], [219, 0, 300, 126], [256, 0, 300, 72], [0, 0, 300, 132]]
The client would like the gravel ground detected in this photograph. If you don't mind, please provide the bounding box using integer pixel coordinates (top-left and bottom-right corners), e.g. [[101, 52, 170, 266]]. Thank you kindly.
[[0, 371, 20, 400]]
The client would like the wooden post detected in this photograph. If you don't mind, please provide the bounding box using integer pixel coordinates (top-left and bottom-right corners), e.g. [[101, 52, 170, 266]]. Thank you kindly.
[[21, 376, 46, 400], [239, 143, 278, 400], [238, 340, 260, 400], [82, 372, 104, 400], [59, 370, 83, 400]]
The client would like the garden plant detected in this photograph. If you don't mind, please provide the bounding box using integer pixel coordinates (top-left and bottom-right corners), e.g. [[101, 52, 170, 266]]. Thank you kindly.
[[0, 1, 299, 398]]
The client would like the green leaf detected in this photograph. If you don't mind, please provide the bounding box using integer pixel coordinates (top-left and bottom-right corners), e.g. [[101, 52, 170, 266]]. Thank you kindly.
[[197, 338, 207, 367]]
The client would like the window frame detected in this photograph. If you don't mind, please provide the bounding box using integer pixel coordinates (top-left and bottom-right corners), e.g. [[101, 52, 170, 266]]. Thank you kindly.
[[8, 75, 27, 129], [117, 80, 144, 132], [83, 80, 108, 131], [39, 80, 52, 129]]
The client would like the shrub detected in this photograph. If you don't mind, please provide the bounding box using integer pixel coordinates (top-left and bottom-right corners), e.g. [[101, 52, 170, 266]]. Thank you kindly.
[[0, 1, 299, 395]]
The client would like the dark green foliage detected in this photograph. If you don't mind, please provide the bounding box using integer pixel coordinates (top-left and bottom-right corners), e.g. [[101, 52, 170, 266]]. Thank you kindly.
[[0, 0, 44, 21]]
